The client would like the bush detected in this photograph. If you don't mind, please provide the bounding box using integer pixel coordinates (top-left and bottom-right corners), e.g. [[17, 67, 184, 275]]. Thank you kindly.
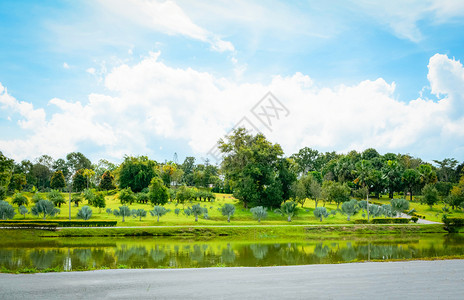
[[250, 206, 268, 222], [442, 216, 464, 233], [371, 218, 410, 224], [354, 219, 368, 224], [12, 193, 28, 206], [77, 205, 93, 220], [0, 200, 16, 220], [0, 220, 117, 227], [411, 216, 419, 223]]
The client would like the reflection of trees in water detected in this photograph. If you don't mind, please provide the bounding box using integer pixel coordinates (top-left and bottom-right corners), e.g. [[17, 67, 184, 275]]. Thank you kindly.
[[339, 243, 357, 262], [249, 244, 269, 260], [314, 243, 330, 259], [73, 249, 92, 264], [278, 243, 301, 265], [30, 249, 58, 269], [150, 246, 166, 262], [221, 244, 236, 264], [0, 250, 13, 267], [190, 245, 204, 263], [115, 245, 147, 263]]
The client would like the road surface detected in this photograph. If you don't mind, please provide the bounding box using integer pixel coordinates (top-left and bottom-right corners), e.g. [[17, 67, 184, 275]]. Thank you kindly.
[[1, 260, 462, 299]]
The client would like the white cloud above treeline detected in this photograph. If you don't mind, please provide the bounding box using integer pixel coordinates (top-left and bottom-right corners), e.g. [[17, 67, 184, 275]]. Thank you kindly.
[[1, 53, 463, 162]]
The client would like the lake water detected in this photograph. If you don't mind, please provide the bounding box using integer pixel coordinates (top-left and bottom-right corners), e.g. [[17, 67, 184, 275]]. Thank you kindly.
[[1, 234, 463, 271]]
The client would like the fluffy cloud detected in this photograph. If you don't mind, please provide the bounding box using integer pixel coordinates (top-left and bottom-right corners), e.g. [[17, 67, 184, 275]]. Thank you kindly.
[[98, 0, 234, 52], [352, 0, 464, 42], [1, 53, 464, 162]]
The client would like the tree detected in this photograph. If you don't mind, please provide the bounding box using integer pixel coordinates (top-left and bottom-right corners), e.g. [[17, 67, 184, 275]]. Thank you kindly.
[[100, 170, 116, 190], [82, 169, 96, 189], [313, 207, 329, 222], [148, 177, 169, 206], [221, 203, 236, 222], [448, 175, 464, 209], [136, 192, 149, 204], [274, 201, 298, 222], [150, 206, 169, 222], [77, 205, 93, 220], [382, 160, 404, 199], [82, 188, 96, 205], [219, 128, 285, 208], [402, 169, 420, 201], [132, 208, 147, 221], [174, 208, 181, 216], [93, 193, 106, 213], [322, 181, 350, 209], [0, 200, 15, 219], [291, 147, 322, 174], [118, 187, 136, 205], [0, 152, 14, 200], [66, 152, 92, 173], [390, 198, 409, 217], [50, 170, 66, 190], [117, 156, 157, 193], [250, 206, 268, 222], [418, 164, 438, 186], [12, 193, 28, 206], [106, 208, 112, 215], [190, 204, 203, 222], [48, 190, 66, 208], [9, 173, 27, 192], [113, 205, 131, 222], [72, 169, 87, 192], [422, 184, 439, 209], [31, 200, 60, 220], [18, 205, 28, 218], [175, 185, 193, 205], [72, 194, 83, 207], [341, 199, 359, 221]]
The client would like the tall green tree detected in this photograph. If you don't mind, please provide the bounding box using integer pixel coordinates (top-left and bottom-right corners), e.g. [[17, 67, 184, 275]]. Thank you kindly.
[[402, 169, 420, 201], [50, 170, 66, 190], [99, 170, 116, 190], [219, 128, 284, 208], [117, 156, 157, 193], [148, 177, 169, 206], [382, 160, 404, 199], [72, 169, 87, 192], [422, 184, 439, 209]]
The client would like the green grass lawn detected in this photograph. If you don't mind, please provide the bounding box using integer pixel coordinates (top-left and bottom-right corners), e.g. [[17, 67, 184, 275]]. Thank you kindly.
[[5, 192, 463, 226]]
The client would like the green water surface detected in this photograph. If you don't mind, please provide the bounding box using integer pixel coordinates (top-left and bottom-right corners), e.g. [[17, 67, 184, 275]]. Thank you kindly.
[[1, 234, 463, 271]]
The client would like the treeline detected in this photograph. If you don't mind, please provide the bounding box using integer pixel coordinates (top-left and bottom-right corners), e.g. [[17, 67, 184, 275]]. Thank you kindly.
[[1, 127, 464, 210]]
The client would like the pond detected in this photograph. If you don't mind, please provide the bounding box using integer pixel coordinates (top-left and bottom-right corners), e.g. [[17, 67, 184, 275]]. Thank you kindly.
[[1, 234, 463, 271]]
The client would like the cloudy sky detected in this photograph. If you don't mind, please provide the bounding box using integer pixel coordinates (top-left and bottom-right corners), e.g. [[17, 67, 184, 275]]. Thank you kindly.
[[1, 0, 464, 164]]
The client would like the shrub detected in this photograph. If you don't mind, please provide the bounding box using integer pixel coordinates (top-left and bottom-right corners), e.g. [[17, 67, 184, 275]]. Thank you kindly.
[[150, 206, 169, 222], [221, 203, 236, 222], [31, 200, 60, 220], [174, 208, 181, 216], [274, 201, 298, 222], [442, 216, 464, 233], [12, 193, 28, 206], [0, 200, 16, 220], [313, 207, 329, 222], [422, 184, 439, 209], [113, 205, 131, 222], [48, 190, 66, 207], [118, 188, 135, 205], [18, 205, 29, 218], [77, 205, 93, 220], [354, 219, 368, 224], [132, 208, 147, 221], [106, 208, 112, 215], [390, 198, 409, 217], [411, 216, 419, 223], [250, 206, 268, 222], [341, 199, 358, 221], [371, 218, 410, 224]]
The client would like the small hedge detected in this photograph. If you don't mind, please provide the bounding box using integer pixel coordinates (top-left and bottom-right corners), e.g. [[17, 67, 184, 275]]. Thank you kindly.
[[371, 218, 410, 224], [0, 220, 117, 227], [0, 222, 57, 230], [411, 212, 426, 219], [442, 216, 464, 233], [354, 219, 369, 224]]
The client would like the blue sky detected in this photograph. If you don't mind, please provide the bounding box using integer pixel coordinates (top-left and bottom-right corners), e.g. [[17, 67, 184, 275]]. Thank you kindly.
[[1, 0, 464, 164]]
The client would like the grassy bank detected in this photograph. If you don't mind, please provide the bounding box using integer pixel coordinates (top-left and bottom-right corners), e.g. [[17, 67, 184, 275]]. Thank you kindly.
[[1, 224, 447, 241]]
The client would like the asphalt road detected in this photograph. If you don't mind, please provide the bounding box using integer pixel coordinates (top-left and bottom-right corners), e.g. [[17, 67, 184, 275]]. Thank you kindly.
[[1, 260, 463, 299]]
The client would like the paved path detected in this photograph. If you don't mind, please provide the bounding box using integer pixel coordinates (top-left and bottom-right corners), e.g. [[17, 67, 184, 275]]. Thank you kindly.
[[1, 260, 463, 299]]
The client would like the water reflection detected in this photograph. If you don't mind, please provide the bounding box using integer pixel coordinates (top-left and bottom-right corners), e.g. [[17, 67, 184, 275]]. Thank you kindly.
[[1, 234, 463, 271]]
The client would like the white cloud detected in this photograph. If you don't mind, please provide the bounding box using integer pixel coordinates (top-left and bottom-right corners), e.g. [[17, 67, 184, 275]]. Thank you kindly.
[[86, 67, 96, 75], [352, 0, 464, 42], [1, 53, 464, 162], [63, 62, 70, 69], [98, 0, 234, 52]]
